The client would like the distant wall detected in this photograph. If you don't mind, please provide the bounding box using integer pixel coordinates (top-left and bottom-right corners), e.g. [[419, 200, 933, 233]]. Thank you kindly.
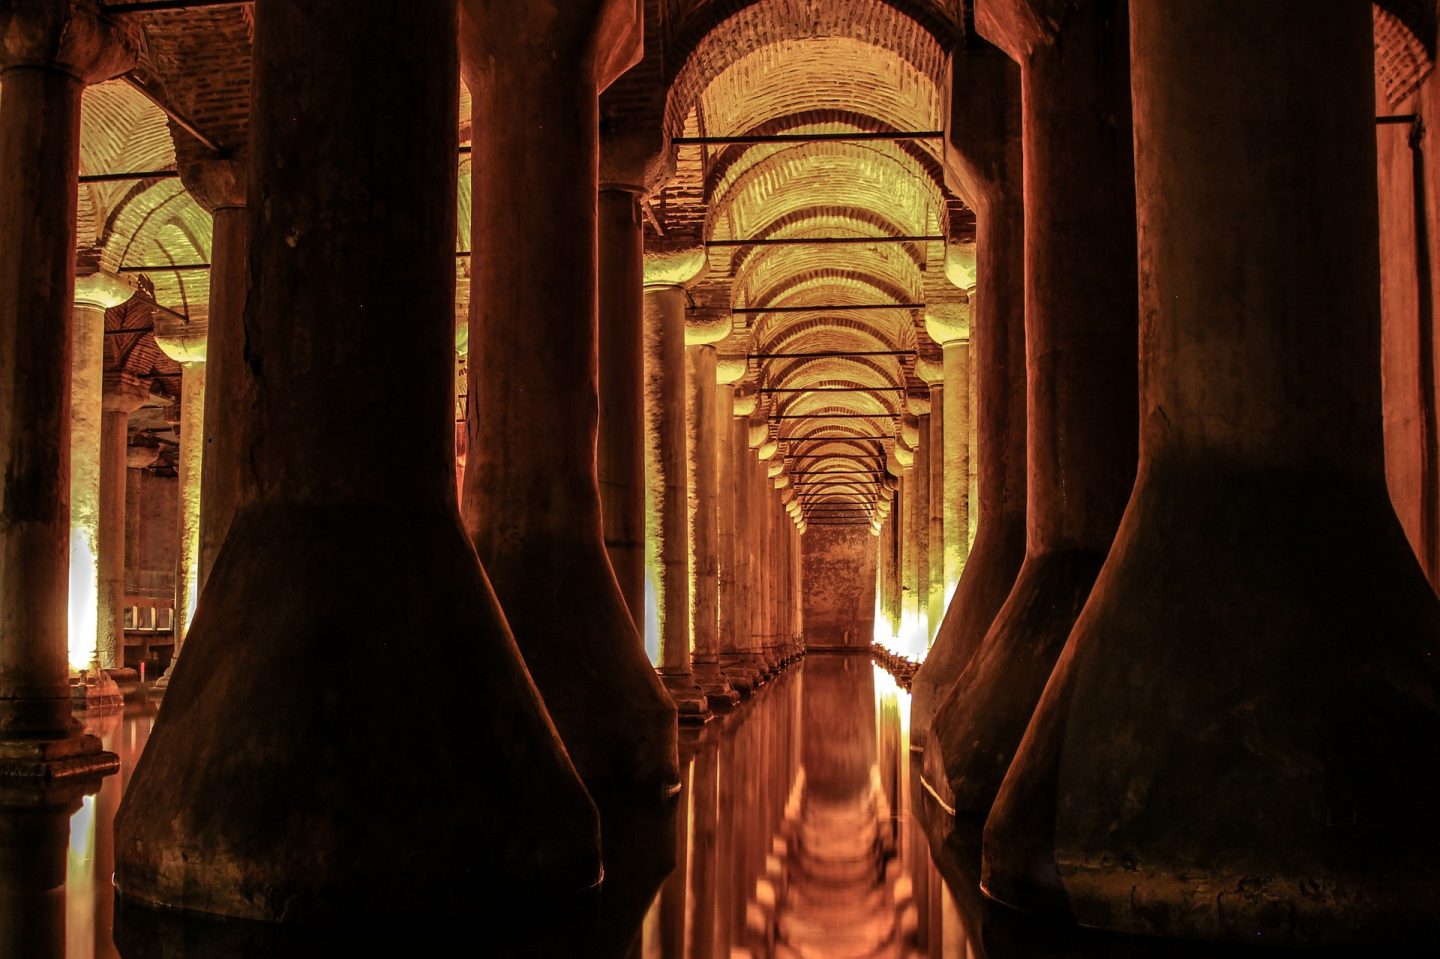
[[801, 525, 877, 649]]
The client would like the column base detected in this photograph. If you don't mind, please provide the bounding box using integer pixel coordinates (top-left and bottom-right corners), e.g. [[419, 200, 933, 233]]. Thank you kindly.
[[0, 730, 119, 782], [692, 661, 740, 709], [661, 672, 711, 724], [71, 670, 125, 712]]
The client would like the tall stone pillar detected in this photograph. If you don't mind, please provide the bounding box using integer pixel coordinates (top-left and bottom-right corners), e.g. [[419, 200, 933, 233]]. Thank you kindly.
[[918, 364, 948, 639], [753, 453, 778, 672], [930, 336, 971, 597], [909, 41, 1026, 749], [716, 369, 755, 694], [598, 187, 646, 627], [182, 162, 251, 594], [98, 373, 149, 671], [149, 322, 205, 692], [71, 272, 135, 672], [734, 397, 766, 681], [646, 286, 708, 719], [0, 1, 133, 779], [909, 409, 932, 655], [459, 0, 679, 802], [688, 340, 738, 707], [924, 1, 1138, 808], [116, 0, 600, 919], [984, 1, 1440, 943]]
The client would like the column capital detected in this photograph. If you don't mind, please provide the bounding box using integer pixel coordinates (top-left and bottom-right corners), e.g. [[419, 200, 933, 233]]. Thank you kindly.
[[101, 371, 150, 413], [914, 355, 946, 388], [715, 355, 747, 386], [643, 242, 706, 289], [178, 156, 247, 213], [73, 270, 135, 311], [0, 0, 140, 82], [126, 442, 160, 470], [925, 301, 971, 347], [685, 309, 731, 346], [153, 316, 209, 365]]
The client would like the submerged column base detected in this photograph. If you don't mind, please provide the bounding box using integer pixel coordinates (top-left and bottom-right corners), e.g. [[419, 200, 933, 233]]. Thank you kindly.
[[661, 671, 711, 723], [0, 728, 118, 782]]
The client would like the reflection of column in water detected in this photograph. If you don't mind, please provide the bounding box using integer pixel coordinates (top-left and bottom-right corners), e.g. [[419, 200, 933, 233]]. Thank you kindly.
[[711, 719, 736, 958], [659, 754, 692, 958], [687, 741, 718, 959], [1, 791, 86, 959]]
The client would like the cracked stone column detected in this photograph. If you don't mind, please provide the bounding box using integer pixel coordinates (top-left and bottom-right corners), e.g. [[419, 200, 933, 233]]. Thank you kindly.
[[71, 272, 135, 673], [687, 323, 738, 707], [115, 0, 600, 919], [98, 373, 149, 671], [717, 364, 755, 694], [646, 283, 708, 720], [460, 0, 679, 801], [923, 1, 1138, 810], [984, 1, 1440, 943], [910, 41, 1025, 750], [180, 160, 251, 594], [0, 0, 133, 780]]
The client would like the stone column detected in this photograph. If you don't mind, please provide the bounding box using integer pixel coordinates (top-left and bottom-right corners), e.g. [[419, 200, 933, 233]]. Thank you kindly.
[[934, 337, 971, 597], [911, 409, 932, 655], [0, 1, 133, 779], [98, 373, 149, 671], [182, 162, 251, 594], [984, 1, 1440, 943], [717, 368, 754, 694], [925, 1, 1139, 811], [919, 366, 948, 639], [687, 340, 738, 707], [149, 322, 205, 693], [459, 0, 679, 803], [752, 453, 777, 673], [645, 286, 708, 719], [734, 396, 766, 681], [116, 0, 600, 919], [598, 186, 646, 627], [909, 41, 1026, 750], [70, 272, 135, 673]]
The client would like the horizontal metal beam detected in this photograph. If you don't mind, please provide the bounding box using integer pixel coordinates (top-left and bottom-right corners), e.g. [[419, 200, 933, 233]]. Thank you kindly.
[[773, 413, 896, 420], [79, 170, 180, 183], [735, 303, 923, 315], [117, 263, 209, 273], [759, 387, 902, 393], [121, 74, 224, 155], [674, 131, 942, 146], [707, 235, 942, 248], [783, 434, 892, 441], [106, 0, 246, 12], [104, 327, 154, 336], [784, 453, 884, 460], [753, 350, 912, 360]]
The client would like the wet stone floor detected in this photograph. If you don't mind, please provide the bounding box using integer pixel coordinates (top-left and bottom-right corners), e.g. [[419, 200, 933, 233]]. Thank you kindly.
[[1, 654, 1409, 958]]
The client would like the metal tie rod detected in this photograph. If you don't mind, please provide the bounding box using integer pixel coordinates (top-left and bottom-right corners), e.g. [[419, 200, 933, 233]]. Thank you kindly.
[[753, 350, 913, 359], [707, 235, 943, 248], [735, 303, 923, 315], [674, 131, 943, 146]]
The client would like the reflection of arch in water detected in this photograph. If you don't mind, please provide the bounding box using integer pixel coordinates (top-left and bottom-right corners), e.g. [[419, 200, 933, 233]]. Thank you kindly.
[[801, 654, 877, 801]]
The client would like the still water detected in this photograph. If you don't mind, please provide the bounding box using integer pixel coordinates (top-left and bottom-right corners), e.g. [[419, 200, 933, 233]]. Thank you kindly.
[[2, 654, 1397, 957]]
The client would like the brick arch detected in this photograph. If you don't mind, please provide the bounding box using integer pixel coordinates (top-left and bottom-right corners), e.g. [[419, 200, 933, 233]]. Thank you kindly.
[[751, 266, 918, 310], [1375, 1, 1436, 105], [665, 0, 951, 136]]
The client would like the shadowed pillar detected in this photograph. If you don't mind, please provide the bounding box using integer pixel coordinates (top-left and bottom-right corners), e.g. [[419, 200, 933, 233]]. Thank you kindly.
[[923, 0, 1138, 812], [916, 359, 949, 641], [984, 1, 1440, 943], [733, 392, 767, 682], [647, 283, 708, 719], [149, 316, 205, 692], [180, 160, 251, 596], [0, 0, 133, 780], [687, 335, 738, 707], [598, 187, 647, 627], [71, 272, 135, 673], [115, 0, 600, 920], [909, 41, 1026, 749], [460, 0, 679, 801], [98, 372, 149, 671]]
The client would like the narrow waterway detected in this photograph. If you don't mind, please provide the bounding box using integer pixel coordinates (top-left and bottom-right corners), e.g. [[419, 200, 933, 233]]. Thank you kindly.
[[2, 654, 1396, 957]]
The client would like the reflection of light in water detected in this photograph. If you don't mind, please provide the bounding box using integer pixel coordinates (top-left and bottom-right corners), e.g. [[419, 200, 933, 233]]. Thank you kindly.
[[67, 795, 98, 959], [69, 533, 99, 671], [899, 609, 928, 661]]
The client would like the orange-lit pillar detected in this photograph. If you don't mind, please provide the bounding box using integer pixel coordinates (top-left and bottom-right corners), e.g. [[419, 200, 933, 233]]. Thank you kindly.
[[98, 373, 149, 671], [753, 451, 778, 673], [735, 400, 767, 681], [920, 364, 948, 638], [150, 318, 205, 694], [598, 185, 646, 626], [717, 365, 755, 693], [0, 2, 132, 778], [460, 0, 679, 800], [646, 284, 708, 719], [118, 0, 600, 918], [71, 272, 136, 673], [910, 41, 1025, 749], [925, 0, 1138, 805], [688, 332, 738, 706], [986, 1, 1440, 941]]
